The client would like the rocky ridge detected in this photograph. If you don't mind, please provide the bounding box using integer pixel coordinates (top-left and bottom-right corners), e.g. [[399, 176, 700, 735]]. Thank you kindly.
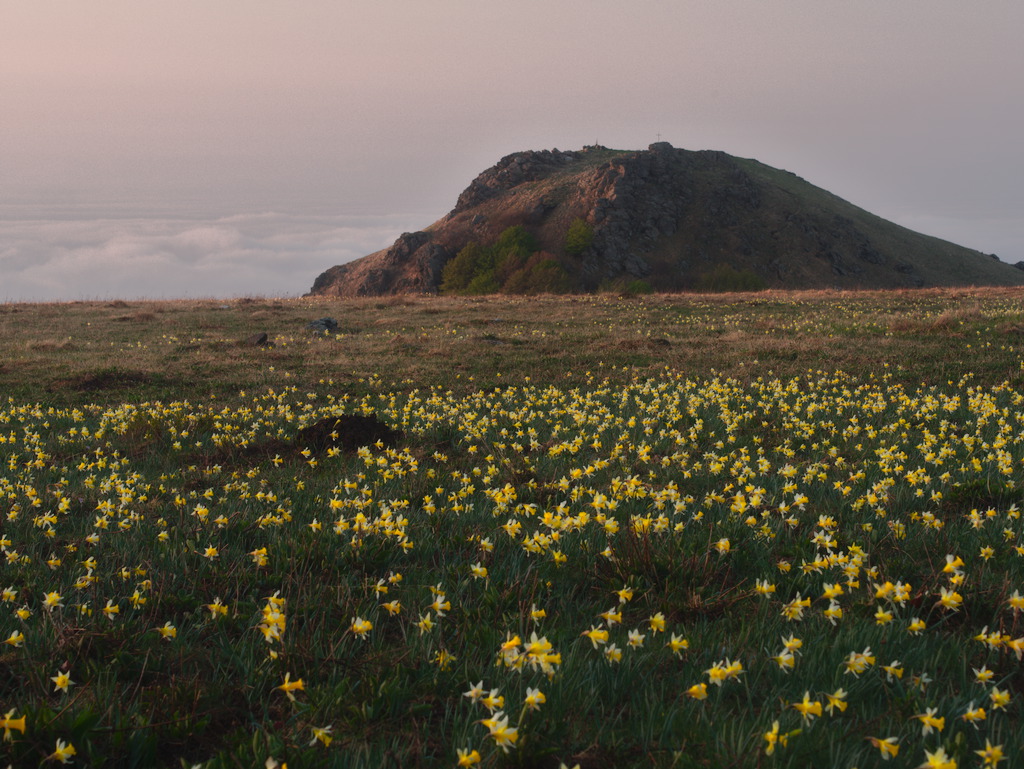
[[308, 143, 1023, 296]]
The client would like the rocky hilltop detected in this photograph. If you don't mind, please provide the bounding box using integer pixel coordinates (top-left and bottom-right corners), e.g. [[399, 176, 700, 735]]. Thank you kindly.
[[309, 143, 1023, 296]]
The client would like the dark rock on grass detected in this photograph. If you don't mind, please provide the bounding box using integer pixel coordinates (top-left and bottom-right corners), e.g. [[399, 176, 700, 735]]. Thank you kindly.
[[307, 317, 339, 334]]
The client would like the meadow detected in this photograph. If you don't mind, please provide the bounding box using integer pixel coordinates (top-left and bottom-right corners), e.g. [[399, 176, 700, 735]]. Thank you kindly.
[[3, 287, 1024, 768]]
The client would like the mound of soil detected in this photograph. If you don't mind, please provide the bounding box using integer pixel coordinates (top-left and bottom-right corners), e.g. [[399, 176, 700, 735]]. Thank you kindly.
[[294, 414, 402, 453]]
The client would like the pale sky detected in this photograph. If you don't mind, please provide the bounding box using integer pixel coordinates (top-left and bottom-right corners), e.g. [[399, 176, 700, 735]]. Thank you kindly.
[[3, 1, 1023, 300]]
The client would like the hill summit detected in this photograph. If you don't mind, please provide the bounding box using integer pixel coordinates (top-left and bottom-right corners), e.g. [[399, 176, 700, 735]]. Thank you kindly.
[[308, 143, 1023, 296]]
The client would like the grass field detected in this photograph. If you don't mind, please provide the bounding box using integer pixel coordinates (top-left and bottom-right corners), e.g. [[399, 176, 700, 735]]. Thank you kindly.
[[3, 287, 1024, 768]]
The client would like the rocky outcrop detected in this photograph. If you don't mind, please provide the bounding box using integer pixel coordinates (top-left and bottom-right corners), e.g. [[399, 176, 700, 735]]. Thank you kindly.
[[308, 143, 1024, 296]]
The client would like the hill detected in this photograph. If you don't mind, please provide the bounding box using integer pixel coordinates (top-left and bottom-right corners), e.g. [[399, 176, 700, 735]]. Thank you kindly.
[[308, 143, 1024, 296]]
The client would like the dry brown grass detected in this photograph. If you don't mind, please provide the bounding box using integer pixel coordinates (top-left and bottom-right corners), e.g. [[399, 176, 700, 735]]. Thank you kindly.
[[2, 286, 1024, 406]]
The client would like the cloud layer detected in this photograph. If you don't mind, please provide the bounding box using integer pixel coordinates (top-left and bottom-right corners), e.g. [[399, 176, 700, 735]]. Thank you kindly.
[[0, 211, 434, 302]]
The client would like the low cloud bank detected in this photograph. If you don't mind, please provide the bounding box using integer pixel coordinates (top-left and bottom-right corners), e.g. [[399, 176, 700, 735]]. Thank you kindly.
[[0, 211, 433, 302]]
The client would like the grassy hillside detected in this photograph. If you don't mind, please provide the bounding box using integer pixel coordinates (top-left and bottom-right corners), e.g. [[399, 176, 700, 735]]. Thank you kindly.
[[3, 288, 1024, 768]]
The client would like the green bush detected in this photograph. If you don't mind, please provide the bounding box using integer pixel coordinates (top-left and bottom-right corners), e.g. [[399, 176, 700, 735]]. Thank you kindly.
[[695, 264, 766, 293], [440, 243, 485, 294], [563, 218, 594, 256], [441, 226, 567, 295]]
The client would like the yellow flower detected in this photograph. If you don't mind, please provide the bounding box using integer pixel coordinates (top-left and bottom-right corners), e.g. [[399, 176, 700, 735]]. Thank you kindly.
[[4, 630, 25, 647], [156, 621, 177, 641], [881, 661, 904, 681], [937, 587, 963, 611], [1, 709, 27, 742], [351, 616, 372, 638], [843, 646, 876, 676], [867, 736, 899, 760], [416, 612, 434, 634], [481, 688, 504, 713], [763, 720, 789, 755], [1008, 589, 1024, 612], [666, 634, 689, 658], [276, 672, 304, 701], [463, 680, 485, 703], [780, 593, 811, 621], [309, 725, 333, 747], [479, 711, 518, 753], [51, 671, 74, 693], [791, 691, 822, 724], [648, 612, 666, 633], [456, 748, 482, 766], [961, 702, 986, 726], [825, 688, 848, 715], [581, 626, 609, 648], [47, 738, 77, 764], [524, 686, 546, 711], [913, 706, 944, 735], [919, 746, 956, 769], [771, 650, 795, 672], [206, 598, 228, 619], [975, 739, 1005, 767], [685, 683, 708, 700], [989, 686, 1011, 709]]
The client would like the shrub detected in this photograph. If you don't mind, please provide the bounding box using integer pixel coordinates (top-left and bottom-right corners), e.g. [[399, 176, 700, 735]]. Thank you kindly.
[[564, 218, 594, 256], [695, 264, 766, 293]]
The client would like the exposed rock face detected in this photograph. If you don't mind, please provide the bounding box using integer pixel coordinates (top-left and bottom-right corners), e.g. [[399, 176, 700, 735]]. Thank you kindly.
[[308, 143, 1024, 296]]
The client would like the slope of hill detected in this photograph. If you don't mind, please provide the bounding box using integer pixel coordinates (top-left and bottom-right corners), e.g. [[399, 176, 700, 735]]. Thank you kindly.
[[308, 143, 1024, 296]]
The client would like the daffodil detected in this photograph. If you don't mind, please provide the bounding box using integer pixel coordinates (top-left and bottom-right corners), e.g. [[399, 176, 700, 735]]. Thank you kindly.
[[961, 702, 986, 726], [975, 739, 1005, 766], [309, 725, 333, 747], [276, 672, 304, 701], [666, 633, 689, 658], [47, 738, 77, 764], [989, 686, 1010, 709], [463, 680, 485, 704], [1, 709, 27, 742], [867, 736, 899, 760], [481, 688, 504, 713], [913, 707, 944, 735], [825, 688, 847, 715], [351, 616, 372, 638], [4, 630, 25, 647], [479, 711, 518, 752], [581, 626, 609, 647], [456, 748, 482, 766], [792, 691, 822, 724], [763, 720, 788, 755], [685, 682, 708, 700], [51, 671, 73, 694], [524, 686, 546, 711], [919, 746, 956, 769]]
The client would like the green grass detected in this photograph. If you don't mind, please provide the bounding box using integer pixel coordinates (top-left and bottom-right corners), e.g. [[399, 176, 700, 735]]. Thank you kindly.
[[2, 288, 1024, 768]]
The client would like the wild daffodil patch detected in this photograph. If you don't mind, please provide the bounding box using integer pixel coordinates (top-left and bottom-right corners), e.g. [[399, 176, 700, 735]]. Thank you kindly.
[[1, 367, 1024, 766]]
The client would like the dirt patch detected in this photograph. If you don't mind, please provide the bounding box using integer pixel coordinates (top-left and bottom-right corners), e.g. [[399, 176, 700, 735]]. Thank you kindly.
[[49, 370, 156, 393], [294, 415, 402, 453]]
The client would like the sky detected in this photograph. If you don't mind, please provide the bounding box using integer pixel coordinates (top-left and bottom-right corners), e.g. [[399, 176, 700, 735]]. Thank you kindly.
[[2, 1, 1023, 301]]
